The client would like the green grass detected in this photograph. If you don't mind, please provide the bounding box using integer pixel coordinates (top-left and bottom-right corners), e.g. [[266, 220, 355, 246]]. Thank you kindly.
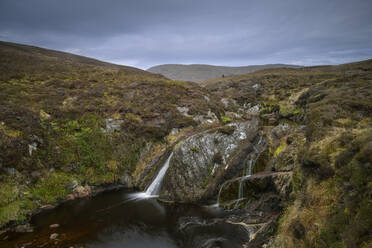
[[31, 172, 73, 204]]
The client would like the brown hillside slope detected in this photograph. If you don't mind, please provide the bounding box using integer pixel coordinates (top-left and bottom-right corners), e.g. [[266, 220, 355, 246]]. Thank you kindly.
[[203, 59, 372, 248], [0, 41, 224, 228]]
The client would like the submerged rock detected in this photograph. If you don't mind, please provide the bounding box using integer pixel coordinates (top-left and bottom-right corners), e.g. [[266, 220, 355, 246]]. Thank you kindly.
[[161, 119, 262, 202], [49, 233, 58, 240], [14, 224, 33, 233], [49, 224, 60, 229]]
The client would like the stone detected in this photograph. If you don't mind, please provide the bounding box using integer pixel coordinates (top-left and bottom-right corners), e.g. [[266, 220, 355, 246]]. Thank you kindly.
[[119, 174, 134, 188], [15, 224, 34, 233], [50, 233, 58, 240], [271, 124, 290, 139], [246, 105, 260, 116], [161, 119, 262, 202], [29, 134, 43, 145], [252, 83, 261, 89], [66, 194, 75, 200], [49, 224, 60, 229], [73, 186, 92, 198], [170, 128, 179, 135], [176, 106, 190, 117], [67, 180, 79, 190], [28, 142, 37, 156], [103, 118, 124, 133], [225, 111, 242, 120]]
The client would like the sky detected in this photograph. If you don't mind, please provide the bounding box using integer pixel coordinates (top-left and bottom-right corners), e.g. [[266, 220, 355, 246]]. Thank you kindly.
[[0, 0, 371, 69]]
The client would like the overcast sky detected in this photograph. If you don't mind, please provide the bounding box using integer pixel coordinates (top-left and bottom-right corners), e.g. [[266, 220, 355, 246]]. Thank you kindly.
[[0, 0, 371, 69]]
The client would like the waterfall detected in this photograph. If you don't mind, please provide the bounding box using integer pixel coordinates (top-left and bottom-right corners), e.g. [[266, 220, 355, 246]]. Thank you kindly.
[[216, 134, 264, 208], [128, 152, 174, 200], [233, 134, 263, 208], [145, 152, 174, 196]]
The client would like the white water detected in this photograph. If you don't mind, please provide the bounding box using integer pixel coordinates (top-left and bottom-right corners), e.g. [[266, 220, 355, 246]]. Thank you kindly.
[[215, 134, 265, 208], [233, 135, 263, 208], [128, 152, 174, 200], [146, 152, 174, 196]]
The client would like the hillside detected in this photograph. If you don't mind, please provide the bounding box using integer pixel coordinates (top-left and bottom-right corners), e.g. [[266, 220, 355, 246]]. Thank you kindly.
[[202, 59, 372, 247], [0, 41, 224, 228], [147, 63, 301, 82]]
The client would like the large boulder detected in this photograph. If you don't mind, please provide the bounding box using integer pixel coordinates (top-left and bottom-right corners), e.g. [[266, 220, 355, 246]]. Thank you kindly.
[[217, 172, 292, 210], [160, 118, 264, 202]]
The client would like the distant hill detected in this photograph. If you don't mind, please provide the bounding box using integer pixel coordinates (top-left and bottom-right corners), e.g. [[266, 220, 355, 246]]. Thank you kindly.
[[147, 64, 302, 82]]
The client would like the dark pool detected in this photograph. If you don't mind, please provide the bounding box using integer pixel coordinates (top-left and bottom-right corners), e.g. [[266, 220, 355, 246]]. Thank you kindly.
[[0, 189, 249, 248]]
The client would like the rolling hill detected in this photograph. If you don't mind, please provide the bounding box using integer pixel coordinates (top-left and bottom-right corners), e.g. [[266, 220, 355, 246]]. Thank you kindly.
[[147, 63, 301, 82]]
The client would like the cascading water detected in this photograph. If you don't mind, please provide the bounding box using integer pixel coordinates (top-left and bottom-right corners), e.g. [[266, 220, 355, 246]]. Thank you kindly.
[[216, 134, 264, 208], [233, 134, 263, 208], [145, 152, 174, 196], [130, 152, 174, 200]]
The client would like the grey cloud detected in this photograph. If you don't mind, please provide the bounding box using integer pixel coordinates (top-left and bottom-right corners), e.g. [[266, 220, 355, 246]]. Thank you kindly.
[[0, 0, 371, 69]]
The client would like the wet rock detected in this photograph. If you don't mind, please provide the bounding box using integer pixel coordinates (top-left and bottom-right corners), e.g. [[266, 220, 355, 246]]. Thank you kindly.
[[66, 194, 75, 200], [247, 216, 280, 247], [161, 119, 261, 202], [50, 233, 58, 240], [67, 180, 79, 190], [72, 185, 92, 198], [49, 224, 60, 229], [15, 224, 33, 233], [218, 172, 292, 210]]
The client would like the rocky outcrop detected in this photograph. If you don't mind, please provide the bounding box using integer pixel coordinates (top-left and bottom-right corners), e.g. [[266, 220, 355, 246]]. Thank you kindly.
[[218, 172, 292, 209], [160, 119, 264, 202]]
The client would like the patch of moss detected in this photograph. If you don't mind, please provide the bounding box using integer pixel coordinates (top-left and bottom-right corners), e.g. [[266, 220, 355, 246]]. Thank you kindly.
[[273, 140, 287, 158], [0, 200, 36, 227], [221, 116, 232, 124]]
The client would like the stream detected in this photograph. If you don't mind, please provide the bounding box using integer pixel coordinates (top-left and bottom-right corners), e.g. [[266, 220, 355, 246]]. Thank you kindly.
[[1, 188, 250, 248]]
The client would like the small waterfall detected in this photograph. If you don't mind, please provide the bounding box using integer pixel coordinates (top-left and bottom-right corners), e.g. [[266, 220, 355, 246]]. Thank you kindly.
[[216, 181, 225, 207], [233, 134, 263, 208], [145, 152, 174, 196], [128, 152, 174, 200], [216, 134, 264, 208]]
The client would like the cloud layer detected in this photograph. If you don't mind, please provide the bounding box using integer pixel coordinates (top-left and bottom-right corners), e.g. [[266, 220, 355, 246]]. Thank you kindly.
[[1, 0, 371, 69]]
